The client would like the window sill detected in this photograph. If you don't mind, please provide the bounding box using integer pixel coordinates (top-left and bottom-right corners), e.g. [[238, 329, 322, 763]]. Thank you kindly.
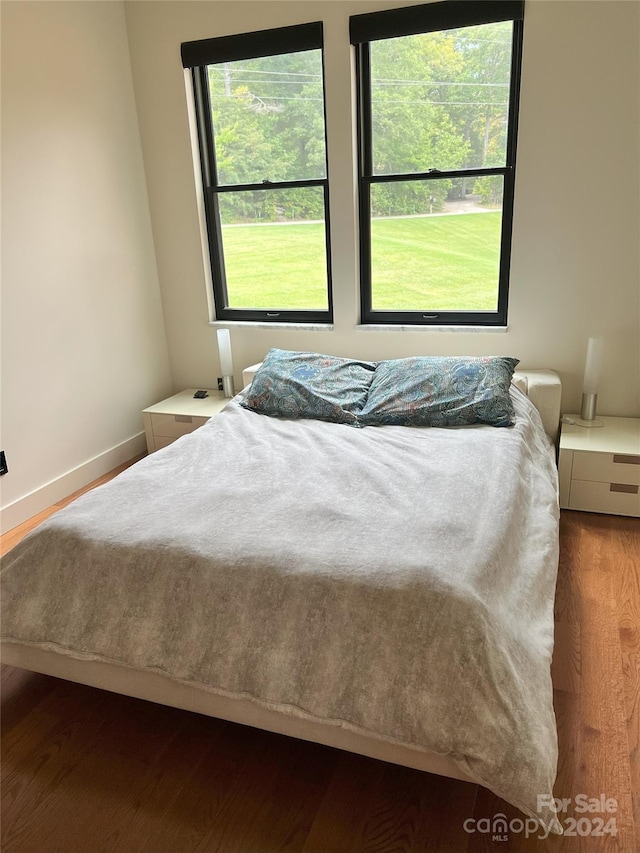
[[356, 324, 508, 333], [209, 321, 334, 332]]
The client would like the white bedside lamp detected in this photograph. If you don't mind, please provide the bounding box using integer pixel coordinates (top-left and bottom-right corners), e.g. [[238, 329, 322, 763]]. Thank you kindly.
[[579, 336, 604, 427], [217, 328, 235, 398]]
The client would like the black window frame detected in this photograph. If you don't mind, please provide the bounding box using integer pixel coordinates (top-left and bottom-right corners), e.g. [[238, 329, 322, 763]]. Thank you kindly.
[[182, 23, 333, 324], [350, 0, 525, 327]]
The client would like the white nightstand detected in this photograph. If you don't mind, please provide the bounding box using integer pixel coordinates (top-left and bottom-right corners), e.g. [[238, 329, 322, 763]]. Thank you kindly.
[[558, 416, 640, 517], [142, 389, 229, 453]]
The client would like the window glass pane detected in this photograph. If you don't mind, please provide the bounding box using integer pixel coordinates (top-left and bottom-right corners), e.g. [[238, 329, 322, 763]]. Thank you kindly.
[[218, 187, 328, 310], [370, 22, 513, 175], [370, 177, 503, 311], [208, 50, 326, 186]]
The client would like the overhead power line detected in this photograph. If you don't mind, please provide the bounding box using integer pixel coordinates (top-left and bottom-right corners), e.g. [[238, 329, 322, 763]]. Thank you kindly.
[[210, 67, 319, 77], [213, 93, 506, 107], [373, 80, 509, 87]]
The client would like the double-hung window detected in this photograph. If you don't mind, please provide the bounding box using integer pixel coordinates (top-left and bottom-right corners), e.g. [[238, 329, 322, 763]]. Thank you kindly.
[[351, 1, 524, 326], [182, 24, 332, 323]]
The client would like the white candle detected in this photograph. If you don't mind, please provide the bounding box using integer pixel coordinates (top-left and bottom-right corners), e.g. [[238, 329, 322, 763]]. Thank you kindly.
[[583, 336, 603, 395], [217, 328, 233, 376]]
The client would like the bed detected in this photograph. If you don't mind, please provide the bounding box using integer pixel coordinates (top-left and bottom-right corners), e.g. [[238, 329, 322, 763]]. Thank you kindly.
[[1, 353, 563, 835]]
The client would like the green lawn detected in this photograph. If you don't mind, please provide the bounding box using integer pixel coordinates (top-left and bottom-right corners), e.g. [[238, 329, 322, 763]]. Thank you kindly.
[[221, 212, 501, 311], [222, 222, 328, 310]]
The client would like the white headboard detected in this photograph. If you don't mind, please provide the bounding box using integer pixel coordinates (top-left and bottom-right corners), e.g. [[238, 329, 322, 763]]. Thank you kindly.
[[513, 370, 562, 443], [242, 362, 263, 389], [242, 363, 562, 443]]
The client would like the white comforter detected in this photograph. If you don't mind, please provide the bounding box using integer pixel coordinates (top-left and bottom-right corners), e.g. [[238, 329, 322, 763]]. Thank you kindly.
[[1, 387, 561, 833]]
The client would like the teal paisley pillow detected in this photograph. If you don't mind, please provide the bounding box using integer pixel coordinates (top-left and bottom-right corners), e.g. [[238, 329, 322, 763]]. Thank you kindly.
[[241, 349, 376, 425], [359, 356, 520, 428]]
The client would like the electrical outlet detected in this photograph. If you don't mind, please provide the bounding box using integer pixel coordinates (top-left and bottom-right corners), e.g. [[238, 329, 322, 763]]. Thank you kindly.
[[217, 377, 223, 391], [0, 451, 7, 476]]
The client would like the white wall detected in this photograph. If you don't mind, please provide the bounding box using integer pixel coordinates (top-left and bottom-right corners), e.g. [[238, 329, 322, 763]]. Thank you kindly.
[[1, 0, 173, 531], [125, 0, 639, 417]]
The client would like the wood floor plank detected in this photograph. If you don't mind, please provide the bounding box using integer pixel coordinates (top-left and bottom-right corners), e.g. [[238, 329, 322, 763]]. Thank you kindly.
[[93, 714, 230, 853], [120, 718, 264, 853], [301, 751, 387, 852], [15, 704, 226, 853], [189, 729, 335, 853], [1, 685, 138, 852], [551, 687, 585, 853], [361, 763, 476, 853], [0, 665, 57, 742], [572, 538, 634, 853], [552, 519, 582, 696], [609, 517, 640, 853], [222, 734, 338, 853], [1, 678, 119, 778]]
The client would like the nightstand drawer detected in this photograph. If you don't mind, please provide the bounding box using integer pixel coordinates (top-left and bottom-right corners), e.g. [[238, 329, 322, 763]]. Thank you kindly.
[[572, 450, 640, 486], [569, 479, 640, 517], [150, 413, 210, 439]]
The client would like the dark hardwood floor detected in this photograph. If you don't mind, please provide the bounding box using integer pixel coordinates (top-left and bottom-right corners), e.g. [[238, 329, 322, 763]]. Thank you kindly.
[[1, 464, 638, 852]]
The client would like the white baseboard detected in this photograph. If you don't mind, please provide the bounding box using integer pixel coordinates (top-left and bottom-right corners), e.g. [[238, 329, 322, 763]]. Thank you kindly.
[[1, 433, 147, 535]]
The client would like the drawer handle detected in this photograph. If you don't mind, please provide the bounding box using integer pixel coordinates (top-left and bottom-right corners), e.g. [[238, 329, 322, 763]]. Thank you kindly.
[[174, 415, 193, 424], [609, 483, 639, 494], [613, 454, 640, 465]]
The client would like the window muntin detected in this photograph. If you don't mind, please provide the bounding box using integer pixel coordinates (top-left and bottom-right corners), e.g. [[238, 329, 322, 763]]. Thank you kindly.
[[352, 2, 523, 327], [183, 25, 332, 323]]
